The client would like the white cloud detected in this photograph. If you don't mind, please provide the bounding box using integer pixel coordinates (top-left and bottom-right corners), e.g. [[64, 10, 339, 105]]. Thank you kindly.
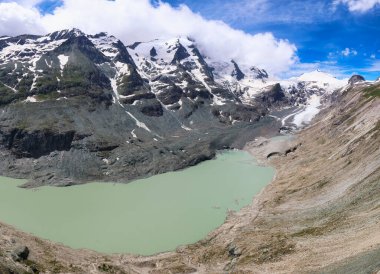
[[341, 48, 358, 56], [370, 54, 376, 59], [334, 0, 380, 12], [0, 2, 44, 36], [364, 60, 380, 72], [0, 0, 297, 76]]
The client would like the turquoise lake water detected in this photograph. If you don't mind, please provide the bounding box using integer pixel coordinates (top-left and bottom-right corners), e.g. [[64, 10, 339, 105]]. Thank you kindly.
[[0, 150, 274, 255]]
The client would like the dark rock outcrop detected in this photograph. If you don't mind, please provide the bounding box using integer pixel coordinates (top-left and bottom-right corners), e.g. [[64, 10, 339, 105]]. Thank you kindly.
[[231, 60, 245, 81], [0, 129, 75, 158], [112, 40, 137, 67], [11, 246, 29, 261], [156, 85, 183, 105], [256, 83, 288, 108], [171, 43, 190, 65], [212, 104, 266, 124], [349, 75, 365, 85], [250, 66, 268, 79], [140, 100, 164, 117], [190, 47, 214, 81], [150, 47, 157, 57]]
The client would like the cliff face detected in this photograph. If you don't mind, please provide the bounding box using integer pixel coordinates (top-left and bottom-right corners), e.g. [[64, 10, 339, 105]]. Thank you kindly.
[[0, 82, 379, 273]]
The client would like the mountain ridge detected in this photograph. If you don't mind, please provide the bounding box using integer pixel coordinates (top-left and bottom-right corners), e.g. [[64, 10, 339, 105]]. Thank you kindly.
[[0, 28, 362, 186]]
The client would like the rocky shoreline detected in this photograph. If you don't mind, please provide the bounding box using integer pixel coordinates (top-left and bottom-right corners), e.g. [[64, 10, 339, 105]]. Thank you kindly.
[[0, 112, 282, 188]]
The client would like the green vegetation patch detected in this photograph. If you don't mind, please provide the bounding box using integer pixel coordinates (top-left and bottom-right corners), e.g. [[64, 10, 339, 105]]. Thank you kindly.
[[363, 84, 380, 98], [0, 82, 24, 105], [35, 92, 60, 101], [98, 263, 126, 273], [34, 73, 60, 94]]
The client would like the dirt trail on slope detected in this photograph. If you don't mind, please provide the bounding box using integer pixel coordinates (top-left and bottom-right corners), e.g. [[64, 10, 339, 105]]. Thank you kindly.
[[0, 83, 379, 273]]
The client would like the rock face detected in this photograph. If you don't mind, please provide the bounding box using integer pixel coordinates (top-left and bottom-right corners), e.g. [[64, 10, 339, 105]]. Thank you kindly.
[[0, 28, 349, 186], [1, 129, 76, 158], [256, 83, 288, 108], [348, 74, 365, 85], [231, 60, 245, 81]]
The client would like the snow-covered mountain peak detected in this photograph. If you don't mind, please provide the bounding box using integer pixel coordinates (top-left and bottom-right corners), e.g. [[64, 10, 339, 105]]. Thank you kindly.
[[210, 59, 269, 81], [249, 66, 269, 79], [47, 28, 85, 41], [298, 70, 337, 82], [0, 28, 352, 122], [294, 70, 348, 93], [127, 36, 196, 65], [88, 32, 122, 59]]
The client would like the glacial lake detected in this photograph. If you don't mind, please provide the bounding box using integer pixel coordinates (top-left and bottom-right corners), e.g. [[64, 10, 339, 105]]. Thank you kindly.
[[0, 150, 274, 255]]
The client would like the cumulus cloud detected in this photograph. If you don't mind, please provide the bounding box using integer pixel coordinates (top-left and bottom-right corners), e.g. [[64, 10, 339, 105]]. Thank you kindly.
[[334, 0, 380, 12], [0, 2, 44, 36], [0, 0, 297, 75], [341, 48, 358, 56]]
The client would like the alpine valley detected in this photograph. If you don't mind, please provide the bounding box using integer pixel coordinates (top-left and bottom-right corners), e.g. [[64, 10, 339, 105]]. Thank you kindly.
[[0, 28, 352, 187], [0, 27, 380, 274]]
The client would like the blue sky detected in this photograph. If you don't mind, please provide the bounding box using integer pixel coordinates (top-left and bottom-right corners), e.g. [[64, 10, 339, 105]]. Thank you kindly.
[[1, 0, 379, 79], [162, 0, 380, 80]]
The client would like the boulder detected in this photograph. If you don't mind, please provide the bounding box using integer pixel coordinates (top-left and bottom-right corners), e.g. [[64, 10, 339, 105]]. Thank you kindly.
[[11, 246, 29, 261], [228, 244, 242, 257]]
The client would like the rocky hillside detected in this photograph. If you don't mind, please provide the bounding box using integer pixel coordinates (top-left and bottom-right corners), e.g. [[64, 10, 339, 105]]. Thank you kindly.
[[0, 28, 349, 186], [0, 66, 378, 274]]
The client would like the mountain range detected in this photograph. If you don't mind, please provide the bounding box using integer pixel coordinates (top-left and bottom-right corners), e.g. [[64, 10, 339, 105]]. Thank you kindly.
[[0, 28, 361, 186]]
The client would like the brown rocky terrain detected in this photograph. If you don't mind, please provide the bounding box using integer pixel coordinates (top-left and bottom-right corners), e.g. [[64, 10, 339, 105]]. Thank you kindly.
[[0, 81, 379, 273]]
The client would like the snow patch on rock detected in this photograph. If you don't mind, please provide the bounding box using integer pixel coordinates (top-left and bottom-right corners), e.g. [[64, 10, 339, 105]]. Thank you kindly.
[[58, 55, 69, 70]]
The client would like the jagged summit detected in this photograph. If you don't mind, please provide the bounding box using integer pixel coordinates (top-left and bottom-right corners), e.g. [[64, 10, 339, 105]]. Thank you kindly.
[[47, 28, 85, 41], [0, 29, 350, 109], [249, 66, 268, 79]]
